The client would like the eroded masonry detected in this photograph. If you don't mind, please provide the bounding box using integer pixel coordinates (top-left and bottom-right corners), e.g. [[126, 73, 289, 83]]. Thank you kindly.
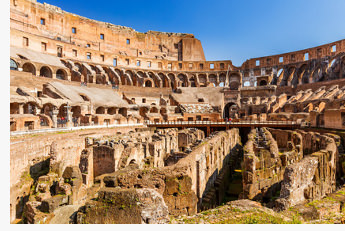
[[10, 0, 345, 224]]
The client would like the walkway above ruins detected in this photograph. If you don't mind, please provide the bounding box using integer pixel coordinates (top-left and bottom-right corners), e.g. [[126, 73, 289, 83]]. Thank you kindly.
[[146, 120, 301, 135]]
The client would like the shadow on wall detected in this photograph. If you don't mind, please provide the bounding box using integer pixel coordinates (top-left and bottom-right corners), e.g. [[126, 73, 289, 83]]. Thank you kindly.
[[29, 158, 50, 181]]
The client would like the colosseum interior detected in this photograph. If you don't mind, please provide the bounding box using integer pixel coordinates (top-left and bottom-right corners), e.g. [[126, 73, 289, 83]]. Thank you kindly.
[[9, 0, 345, 225]]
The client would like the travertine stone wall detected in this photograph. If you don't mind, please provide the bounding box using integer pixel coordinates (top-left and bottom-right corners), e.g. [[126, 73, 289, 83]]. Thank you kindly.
[[242, 128, 303, 200], [92, 129, 241, 216], [276, 133, 338, 210], [10, 126, 136, 223]]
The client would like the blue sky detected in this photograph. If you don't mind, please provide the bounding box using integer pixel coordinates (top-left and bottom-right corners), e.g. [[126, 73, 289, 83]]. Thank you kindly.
[[38, 0, 345, 66]]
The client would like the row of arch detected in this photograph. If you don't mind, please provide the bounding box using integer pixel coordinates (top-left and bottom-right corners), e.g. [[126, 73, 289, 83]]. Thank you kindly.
[[10, 59, 69, 80], [273, 55, 345, 87], [10, 57, 242, 90], [67, 60, 242, 90]]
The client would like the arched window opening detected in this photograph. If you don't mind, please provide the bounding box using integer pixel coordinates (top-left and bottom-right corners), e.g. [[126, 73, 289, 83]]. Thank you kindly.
[[145, 80, 152, 87], [10, 59, 18, 70], [40, 66, 52, 78], [96, 107, 105, 114], [22, 63, 36, 75], [56, 69, 66, 80]]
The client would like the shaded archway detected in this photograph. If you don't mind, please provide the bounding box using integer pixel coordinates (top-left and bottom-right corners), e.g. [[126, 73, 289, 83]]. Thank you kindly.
[[158, 73, 170, 88], [22, 62, 36, 75], [108, 107, 117, 115], [219, 73, 226, 87], [209, 74, 217, 87], [198, 74, 207, 87], [144, 80, 152, 87], [189, 76, 197, 87], [229, 73, 241, 90], [56, 69, 67, 80], [40, 66, 53, 78], [177, 73, 188, 87], [150, 107, 159, 113], [119, 108, 127, 117], [259, 80, 267, 86], [96, 107, 105, 114], [167, 73, 176, 89], [223, 102, 238, 119]]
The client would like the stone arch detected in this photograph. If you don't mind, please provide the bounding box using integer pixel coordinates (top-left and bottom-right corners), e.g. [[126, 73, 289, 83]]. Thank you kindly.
[[150, 107, 159, 113], [219, 73, 226, 87], [118, 108, 127, 117], [295, 64, 306, 85], [208, 74, 217, 87], [96, 107, 105, 114], [342, 56, 345, 78], [198, 74, 207, 87], [167, 73, 176, 89], [274, 68, 284, 85], [89, 64, 100, 74], [22, 62, 36, 75], [71, 106, 81, 118], [71, 62, 83, 82], [39, 66, 53, 78], [125, 70, 136, 86], [124, 73, 133, 86], [189, 75, 197, 87], [160, 107, 167, 114], [56, 69, 67, 80], [311, 65, 323, 82], [328, 57, 341, 80], [223, 102, 238, 119], [177, 73, 188, 87], [229, 73, 241, 90], [114, 68, 126, 85], [10, 59, 18, 70], [108, 107, 117, 115], [148, 72, 161, 88], [42, 103, 55, 118], [23, 101, 39, 114], [158, 73, 170, 88], [144, 79, 153, 87]]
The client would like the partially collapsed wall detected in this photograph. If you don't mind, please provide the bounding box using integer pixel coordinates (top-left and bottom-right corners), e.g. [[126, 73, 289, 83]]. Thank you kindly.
[[242, 128, 339, 210], [82, 128, 241, 217]]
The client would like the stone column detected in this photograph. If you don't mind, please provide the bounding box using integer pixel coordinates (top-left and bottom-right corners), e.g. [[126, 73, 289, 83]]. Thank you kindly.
[[52, 108, 59, 128], [35, 107, 41, 115], [66, 107, 72, 128], [19, 104, 24, 114]]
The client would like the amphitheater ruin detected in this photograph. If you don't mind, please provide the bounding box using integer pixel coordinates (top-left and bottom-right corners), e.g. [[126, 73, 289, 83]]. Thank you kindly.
[[10, 0, 345, 224]]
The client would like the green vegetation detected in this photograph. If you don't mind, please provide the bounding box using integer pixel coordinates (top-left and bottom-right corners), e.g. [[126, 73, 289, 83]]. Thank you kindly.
[[170, 204, 303, 224]]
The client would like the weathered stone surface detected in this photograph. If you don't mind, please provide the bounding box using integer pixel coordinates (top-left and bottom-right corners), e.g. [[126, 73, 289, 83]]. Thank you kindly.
[[41, 195, 69, 213], [76, 188, 169, 224], [24, 201, 54, 224], [276, 156, 319, 210]]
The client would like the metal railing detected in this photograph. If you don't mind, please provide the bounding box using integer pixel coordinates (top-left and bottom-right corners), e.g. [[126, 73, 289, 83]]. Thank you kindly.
[[10, 123, 144, 136], [145, 120, 298, 126]]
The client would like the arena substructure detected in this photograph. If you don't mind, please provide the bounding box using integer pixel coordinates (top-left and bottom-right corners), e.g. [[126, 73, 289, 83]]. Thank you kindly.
[[9, 0, 345, 224]]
